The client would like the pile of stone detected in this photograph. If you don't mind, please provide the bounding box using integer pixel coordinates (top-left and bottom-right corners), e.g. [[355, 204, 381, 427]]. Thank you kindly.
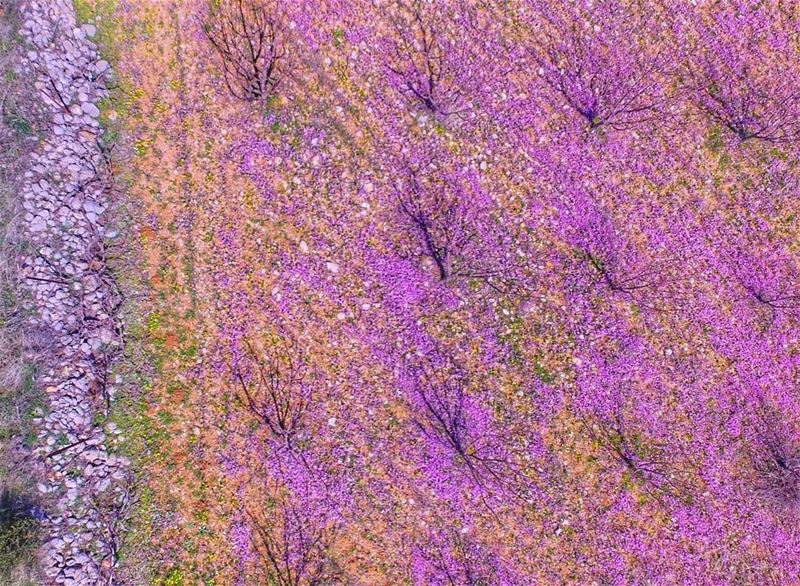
[[17, 1, 132, 584]]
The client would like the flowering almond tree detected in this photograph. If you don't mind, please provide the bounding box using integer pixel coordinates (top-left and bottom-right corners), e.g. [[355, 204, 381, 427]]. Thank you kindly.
[[402, 353, 519, 498], [386, 148, 521, 291], [379, 0, 488, 119], [203, 0, 284, 101], [521, 0, 676, 132], [231, 334, 313, 448], [683, 1, 800, 144]]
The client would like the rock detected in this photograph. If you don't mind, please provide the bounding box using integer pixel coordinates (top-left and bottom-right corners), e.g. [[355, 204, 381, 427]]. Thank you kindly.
[[94, 60, 109, 75], [19, 2, 129, 582], [81, 102, 100, 118]]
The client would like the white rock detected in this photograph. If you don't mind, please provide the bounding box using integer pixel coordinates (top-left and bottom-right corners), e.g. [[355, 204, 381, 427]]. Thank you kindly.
[[94, 60, 110, 76], [81, 102, 100, 118]]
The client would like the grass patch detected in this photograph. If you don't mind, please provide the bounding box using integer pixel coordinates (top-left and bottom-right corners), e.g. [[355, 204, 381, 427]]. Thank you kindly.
[[3, 108, 32, 136], [159, 566, 186, 586], [72, 0, 121, 62], [0, 2, 46, 583], [533, 361, 554, 384], [0, 487, 39, 585]]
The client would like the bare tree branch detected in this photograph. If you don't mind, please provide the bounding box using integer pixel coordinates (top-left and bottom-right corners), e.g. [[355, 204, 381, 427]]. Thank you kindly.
[[203, 0, 284, 102]]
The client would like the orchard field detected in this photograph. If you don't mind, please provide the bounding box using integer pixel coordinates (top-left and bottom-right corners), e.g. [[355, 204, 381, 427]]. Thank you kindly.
[[55, 0, 800, 583]]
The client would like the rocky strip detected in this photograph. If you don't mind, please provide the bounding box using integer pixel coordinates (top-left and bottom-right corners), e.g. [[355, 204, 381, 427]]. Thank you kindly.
[[17, 1, 132, 584]]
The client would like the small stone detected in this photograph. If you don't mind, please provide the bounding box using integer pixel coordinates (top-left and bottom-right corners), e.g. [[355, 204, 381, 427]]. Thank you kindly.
[[94, 60, 110, 75], [81, 103, 100, 118]]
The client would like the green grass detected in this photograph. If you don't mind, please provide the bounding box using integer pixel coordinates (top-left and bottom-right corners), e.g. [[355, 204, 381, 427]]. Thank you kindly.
[[0, 487, 39, 585], [705, 125, 724, 152], [533, 361, 554, 384], [72, 0, 122, 64], [0, 3, 42, 578], [73, 0, 117, 27], [3, 108, 32, 136], [160, 567, 186, 586]]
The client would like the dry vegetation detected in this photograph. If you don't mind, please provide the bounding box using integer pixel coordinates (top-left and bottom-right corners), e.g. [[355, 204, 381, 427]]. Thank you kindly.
[[0, 1, 47, 583]]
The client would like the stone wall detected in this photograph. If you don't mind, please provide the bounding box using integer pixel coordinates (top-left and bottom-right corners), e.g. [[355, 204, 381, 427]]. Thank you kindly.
[[18, 1, 131, 583]]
